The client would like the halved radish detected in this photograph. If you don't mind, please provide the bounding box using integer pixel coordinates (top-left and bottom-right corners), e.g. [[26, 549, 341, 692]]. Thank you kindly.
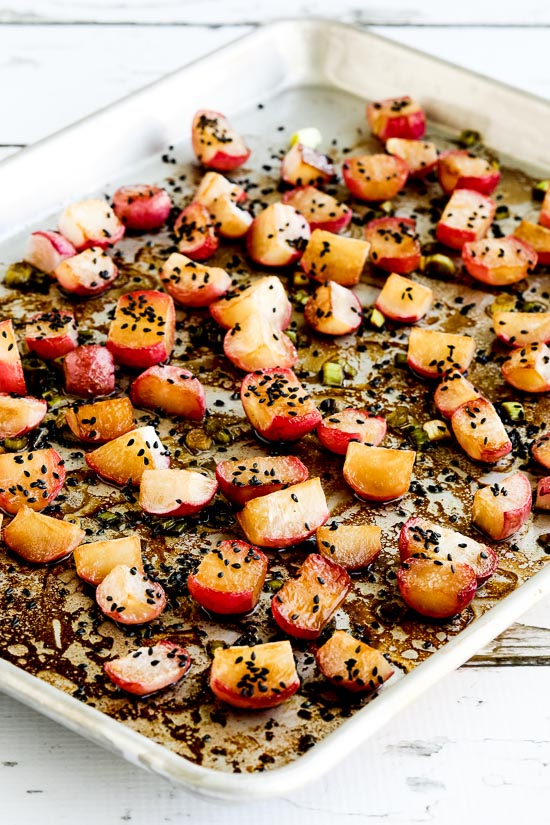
[[210, 275, 291, 331], [365, 217, 421, 275], [63, 345, 115, 398], [535, 477, 550, 510], [304, 280, 362, 336], [397, 557, 477, 619], [532, 433, 550, 470], [343, 443, 415, 502], [451, 398, 512, 463], [74, 536, 143, 585], [316, 523, 381, 571], [436, 189, 495, 250], [375, 272, 433, 323], [240, 367, 321, 442], [280, 143, 333, 186], [367, 96, 426, 140], [65, 397, 135, 444], [130, 365, 206, 420], [0, 448, 65, 514], [386, 138, 438, 177], [224, 315, 298, 372], [161, 252, 231, 308], [0, 394, 46, 440], [317, 408, 386, 455], [513, 220, 550, 266], [0, 319, 26, 395], [540, 189, 550, 229], [246, 203, 310, 267], [193, 171, 246, 207], [282, 186, 352, 233], [215, 455, 309, 507], [271, 553, 351, 639], [316, 630, 393, 692], [25, 308, 78, 360], [472, 471, 532, 541], [191, 109, 250, 171], [112, 185, 171, 232], [173, 202, 219, 261], [342, 154, 408, 202], [399, 516, 497, 584], [96, 564, 166, 625], [24, 230, 76, 274], [300, 229, 370, 287], [237, 477, 329, 548], [188, 539, 267, 614], [407, 328, 476, 379], [438, 150, 500, 195], [493, 311, 550, 347], [502, 343, 550, 393], [107, 290, 175, 369], [434, 370, 483, 419], [139, 468, 217, 516], [210, 641, 299, 709], [207, 194, 252, 239], [4, 506, 84, 564], [58, 198, 125, 250], [462, 236, 537, 286], [104, 641, 190, 697], [85, 426, 169, 487]]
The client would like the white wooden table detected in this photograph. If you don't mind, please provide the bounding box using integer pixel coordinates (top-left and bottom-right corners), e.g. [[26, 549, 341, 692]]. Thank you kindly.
[[1, 3, 550, 823]]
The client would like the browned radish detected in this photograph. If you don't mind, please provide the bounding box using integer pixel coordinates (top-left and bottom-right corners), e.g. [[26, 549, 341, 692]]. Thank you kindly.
[[438, 150, 500, 195], [104, 641, 190, 697], [223, 315, 298, 372], [532, 433, 550, 470], [282, 186, 352, 233], [317, 408, 386, 455], [300, 229, 370, 287], [501, 343, 550, 393], [365, 217, 421, 275], [74, 536, 143, 585], [173, 202, 219, 261], [304, 280, 362, 336], [407, 328, 475, 379], [316, 630, 394, 692], [451, 398, 512, 463], [0, 394, 47, 440], [343, 443, 415, 502], [316, 523, 381, 571], [463, 236, 537, 286], [246, 203, 310, 267], [139, 468, 217, 517], [85, 426, 169, 487], [280, 142, 334, 186], [493, 311, 550, 347], [210, 276, 291, 331], [0, 319, 26, 395], [240, 367, 321, 442], [397, 557, 477, 619], [4, 506, 84, 564], [386, 138, 438, 177], [367, 96, 426, 140], [25, 308, 78, 360], [513, 220, 550, 265], [434, 370, 483, 419], [210, 641, 299, 709], [130, 365, 206, 420], [215, 455, 308, 506], [58, 198, 124, 250], [188, 539, 267, 615], [375, 272, 433, 323], [472, 471, 532, 541], [436, 189, 495, 250], [161, 252, 231, 308], [343, 154, 408, 202], [191, 109, 250, 171], [65, 397, 135, 444], [0, 448, 65, 514], [96, 564, 167, 625]]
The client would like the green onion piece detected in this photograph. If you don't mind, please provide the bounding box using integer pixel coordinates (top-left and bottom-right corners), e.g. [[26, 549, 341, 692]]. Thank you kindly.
[[369, 308, 386, 329], [205, 418, 233, 444], [42, 390, 66, 406], [386, 406, 412, 429], [521, 301, 547, 313], [342, 362, 357, 378], [420, 253, 456, 280], [206, 639, 227, 657], [501, 401, 525, 421], [394, 352, 408, 369], [265, 579, 284, 593], [286, 329, 297, 344], [380, 200, 394, 215], [294, 289, 310, 306], [533, 180, 549, 202], [4, 436, 28, 451], [407, 425, 430, 449], [322, 362, 344, 387], [78, 329, 95, 341], [422, 419, 450, 442], [292, 272, 310, 289], [4, 262, 49, 294], [457, 129, 482, 148], [495, 205, 510, 220], [96, 511, 121, 524], [186, 429, 213, 451]]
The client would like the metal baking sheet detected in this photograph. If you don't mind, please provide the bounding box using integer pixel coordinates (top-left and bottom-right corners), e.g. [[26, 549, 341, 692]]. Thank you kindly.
[[1, 19, 550, 800]]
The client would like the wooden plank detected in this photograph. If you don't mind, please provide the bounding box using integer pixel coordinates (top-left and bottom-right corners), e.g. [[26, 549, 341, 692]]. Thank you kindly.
[[466, 623, 550, 666], [1, 0, 550, 26]]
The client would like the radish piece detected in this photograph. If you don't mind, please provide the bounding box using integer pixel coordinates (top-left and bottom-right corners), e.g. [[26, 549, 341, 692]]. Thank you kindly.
[[107, 290, 175, 368], [194, 171, 246, 206], [161, 252, 231, 308], [104, 641, 190, 697], [0, 319, 26, 395], [207, 194, 252, 238], [343, 442, 415, 502], [304, 280, 362, 336], [365, 217, 421, 275], [317, 408, 386, 455], [0, 448, 65, 514], [240, 367, 321, 442], [282, 186, 352, 233], [367, 96, 426, 140], [472, 471, 532, 541], [25, 308, 78, 360], [493, 311, 550, 347], [65, 397, 135, 444], [85, 426, 169, 487], [407, 328, 475, 379], [438, 150, 500, 195], [63, 345, 115, 398], [4, 506, 84, 564], [316, 523, 381, 571], [246, 203, 310, 267], [513, 220, 550, 266], [386, 138, 438, 177], [436, 189, 495, 250], [74, 536, 143, 585], [215, 455, 309, 507], [462, 236, 537, 286], [96, 564, 166, 625], [174, 202, 220, 261], [343, 154, 408, 202], [501, 342, 550, 393], [130, 364, 206, 420], [188, 539, 267, 615], [24, 230, 76, 274], [139, 468, 217, 517], [191, 109, 250, 171], [300, 229, 370, 287], [375, 272, 433, 323], [112, 185, 171, 231], [210, 641, 299, 709], [434, 370, 483, 419], [223, 315, 298, 372], [58, 198, 124, 250], [316, 630, 393, 692], [280, 143, 333, 186], [0, 394, 47, 440], [55, 247, 118, 297], [535, 477, 550, 510], [210, 275, 291, 331], [451, 398, 512, 463], [532, 433, 550, 470], [397, 557, 477, 619]]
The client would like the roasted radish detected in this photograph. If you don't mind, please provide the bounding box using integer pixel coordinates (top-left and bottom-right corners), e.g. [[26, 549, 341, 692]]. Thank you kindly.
[[58, 198, 124, 250], [194, 171, 246, 207], [316, 630, 393, 692], [246, 203, 310, 267], [540, 189, 550, 229], [434, 370, 483, 419], [300, 229, 370, 287], [96, 564, 166, 625], [304, 280, 362, 336], [130, 364, 206, 420], [317, 408, 386, 455], [343, 443, 415, 502], [104, 641, 190, 697], [535, 477, 550, 510], [462, 236, 537, 286], [0, 448, 65, 514], [271, 553, 351, 639], [282, 186, 352, 233], [25, 308, 78, 360], [367, 96, 426, 141], [502, 343, 550, 393], [65, 397, 135, 443], [4, 506, 84, 564], [173, 202, 219, 261], [188, 539, 267, 614], [316, 523, 381, 571], [397, 557, 477, 619], [240, 367, 321, 442], [74, 536, 143, 585], [451, 398, 512, 463], [63, 345, 115, 398], [139, 468, 217, 517], [0, 320, 26, 395], [224, 315, 298, 372], [365, 217, 421, 275], [210, 275, 291, 331], [237, 477, 329, 548], [54, 247, 118, 297], [161, 252, 230, 308], [112, 184, 171, 231], [215, 455, 309, 507], [493, 311, 550, 347], [436, 189, 495, 250], [280, 142, 334, 186], [207, 194, 252, 239], [375, 272, 433, 323], [191, 109, 250, 171], [407, 328, 475, 379], [342, 154, 408, 202], [472, 472, 532, 541], [107, 290, 175, 368], [24, 230, 76, 274], [0, 394, 47, 440], [85, 426, 169, 487], [513, 220, 550, 265], [386, 138, 438, 177], [532, 433, 550, 470], [438, 150, 500, 195], [210, 641, 299, 710]]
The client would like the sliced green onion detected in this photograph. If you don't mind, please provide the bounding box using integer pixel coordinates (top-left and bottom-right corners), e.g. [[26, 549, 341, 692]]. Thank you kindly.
[[96, 511, 122, 524], [394, 352, 408, 369], [286, 329, 297, 344], [380, 200, 394, 215], [501, 401, 525, 421], [292, 272, 310, 289], [265, 579, 284, 593], [487, 294, 518, 316], [457, 129, 482, 148], [4, 436, 28, 451], [407, 425, 430, 449], [186, 429, 213, 451], [322, 361, 344, 387], [533, 180, 549, 202], [495, 205, 510, 220], [206, 639, 227, 657], [420, 253, 456, 280], [422, 419, 450, 442], [78, 329, 95, 341], [386, 406, 412, 429], [369, 308, 386, 329], [289, 127, 322, 149], [294, 289, 310, 306], [4, 262, 49, 293], [521, 300, 547, 313]]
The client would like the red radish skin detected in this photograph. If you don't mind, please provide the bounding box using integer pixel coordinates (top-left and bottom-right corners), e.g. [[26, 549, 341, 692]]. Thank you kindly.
[[210, 641, 299, 710], [107, 290, 175, 368], [540, 189, 550, 230], [437, 189, 495, 250], [139, 468, 217, 517], [130, 365, 206, 420], [438, 150, 500, 195], [300, 229, 370, 287], [104, 641, 191, 697], [375, 272, 433, 323], [161, 252, 231, 308], [434, 370, 483, 419], [174, 202, 220, 261], [0, 448, 65, 514], [365, 217, 421, 275], [316, 523, 382, 571], [343, 154, 408, 202], [513, 220, 550, 266], [210, 276, 292, 331], [58, 198, 124, 250], [535, 477, 550, 510], [407, 328, 476, 379], [25, 309, 78, 360], [386, 138, 438, 177], [188, 540, 268, 615], [223, 316, 298, 372], [493, 311, 550, 347], [304, 281, 362, 336], [240, 368, 321, 442], [367, 96, 426, 140], [237, 477, 329, 548], [24, 230, 76, 274], [85, 425, 170, 487], [215, 455, 309, 507], [194, 171, 246, 207], [398, 516, 498, 585], [343, 443, 415, 502], [112, 185, 171, 231], [65, 397, 135, 444], [451, 398, 512, 463], [207, 194, 252, 239], [462, 236, 537, 286], [316, 630, 394, 692], [191, 109, 250, 171], [0, 394, 47, 440], [532, 434, 550, 470], [4, 506, 84, 564], [282, 186, 352, 233], [246, 203, 310, 267], [0, 319, 26, 395], [397, 557, 477, 619], [63, 345, 115, 398], [74, 536, 143, 586], [317, 408, 386, 456], [271, 553, 351, 639], [502, 342, 550, 393], [54, 247, 118, 297], [96, 564, 167, 625], [280, 143, 334, 186], [472, 472, 532, 541]]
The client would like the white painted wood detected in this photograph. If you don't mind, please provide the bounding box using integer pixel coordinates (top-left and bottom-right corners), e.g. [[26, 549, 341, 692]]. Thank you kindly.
[[2, 0, 550, 25]]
